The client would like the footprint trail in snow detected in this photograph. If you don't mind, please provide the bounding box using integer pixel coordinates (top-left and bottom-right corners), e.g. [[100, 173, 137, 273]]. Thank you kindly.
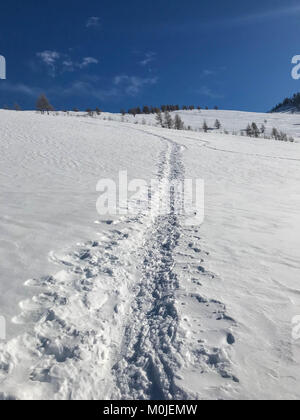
[[0, 133, 237, 400]]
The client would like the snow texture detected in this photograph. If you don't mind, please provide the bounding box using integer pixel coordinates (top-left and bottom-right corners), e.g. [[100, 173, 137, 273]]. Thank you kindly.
[[0, 109, 300, 400]]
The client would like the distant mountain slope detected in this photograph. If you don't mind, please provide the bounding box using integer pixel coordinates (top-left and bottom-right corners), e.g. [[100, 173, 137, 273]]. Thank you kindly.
[[271, 92, 300, 113]]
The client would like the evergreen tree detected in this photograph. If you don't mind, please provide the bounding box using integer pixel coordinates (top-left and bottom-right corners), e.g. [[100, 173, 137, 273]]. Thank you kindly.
[[155, 111, 164, 127], [203, 121, 209, 133], [128, 108, 137, 117], [214, 119, 221, 129], [251, 122, 260, 138], [246, 124, 253, 137], [279, 131, 288, 142], [174, 114, 184, 130], [272, 128, 279, 140], [164, 111, 174, 129], [143, 105, 150, 114]]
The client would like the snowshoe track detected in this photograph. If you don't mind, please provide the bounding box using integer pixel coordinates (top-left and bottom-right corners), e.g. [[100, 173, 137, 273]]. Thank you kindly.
[[112, 141, 187, 400]]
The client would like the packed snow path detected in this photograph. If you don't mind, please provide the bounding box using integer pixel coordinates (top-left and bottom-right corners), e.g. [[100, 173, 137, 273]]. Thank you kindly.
[[113, 140, 186, 400]]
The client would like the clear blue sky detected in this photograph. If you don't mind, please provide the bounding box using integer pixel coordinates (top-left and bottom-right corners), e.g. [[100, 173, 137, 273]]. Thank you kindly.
[[1, 0, 300, 112]]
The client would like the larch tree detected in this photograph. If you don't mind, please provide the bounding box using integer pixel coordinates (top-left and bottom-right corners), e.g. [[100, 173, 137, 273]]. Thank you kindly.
[[36, 94, 54, 114]]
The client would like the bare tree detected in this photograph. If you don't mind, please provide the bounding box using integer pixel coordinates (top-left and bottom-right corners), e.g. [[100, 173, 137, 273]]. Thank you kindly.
[[36, 94, 54, 114], [86, 108, 94, 117]]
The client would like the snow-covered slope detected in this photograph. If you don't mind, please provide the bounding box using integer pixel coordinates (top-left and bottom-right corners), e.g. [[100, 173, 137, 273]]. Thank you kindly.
[[0, 110, 300, 400], [113, 109, 300, 140], [271, 105, 299, 114]]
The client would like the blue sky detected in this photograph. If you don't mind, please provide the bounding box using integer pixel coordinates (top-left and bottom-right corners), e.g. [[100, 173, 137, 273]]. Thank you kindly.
[[1, 0, 300, 112]]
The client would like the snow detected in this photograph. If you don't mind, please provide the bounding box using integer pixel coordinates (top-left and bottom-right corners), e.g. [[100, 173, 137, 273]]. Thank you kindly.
[[114, 108, 300, 140], [0, 109, 300, 400]]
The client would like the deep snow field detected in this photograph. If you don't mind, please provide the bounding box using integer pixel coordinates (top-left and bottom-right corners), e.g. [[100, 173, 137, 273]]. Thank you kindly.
[[0, 109, 300, 400]]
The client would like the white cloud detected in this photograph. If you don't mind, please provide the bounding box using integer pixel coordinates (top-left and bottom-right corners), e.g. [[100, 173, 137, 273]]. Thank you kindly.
[[200, 67, 226, 79], [114, 75, 158, 96], [36, 51, 60, 76], [37, 50, 60, 66], [86, 17, 101, 28], [37, 51, 99, 76], [78, 57, 99, 69], [62, 59, 75, 71], [201, 69, 216, 77], [197, 86, 224, 99]]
